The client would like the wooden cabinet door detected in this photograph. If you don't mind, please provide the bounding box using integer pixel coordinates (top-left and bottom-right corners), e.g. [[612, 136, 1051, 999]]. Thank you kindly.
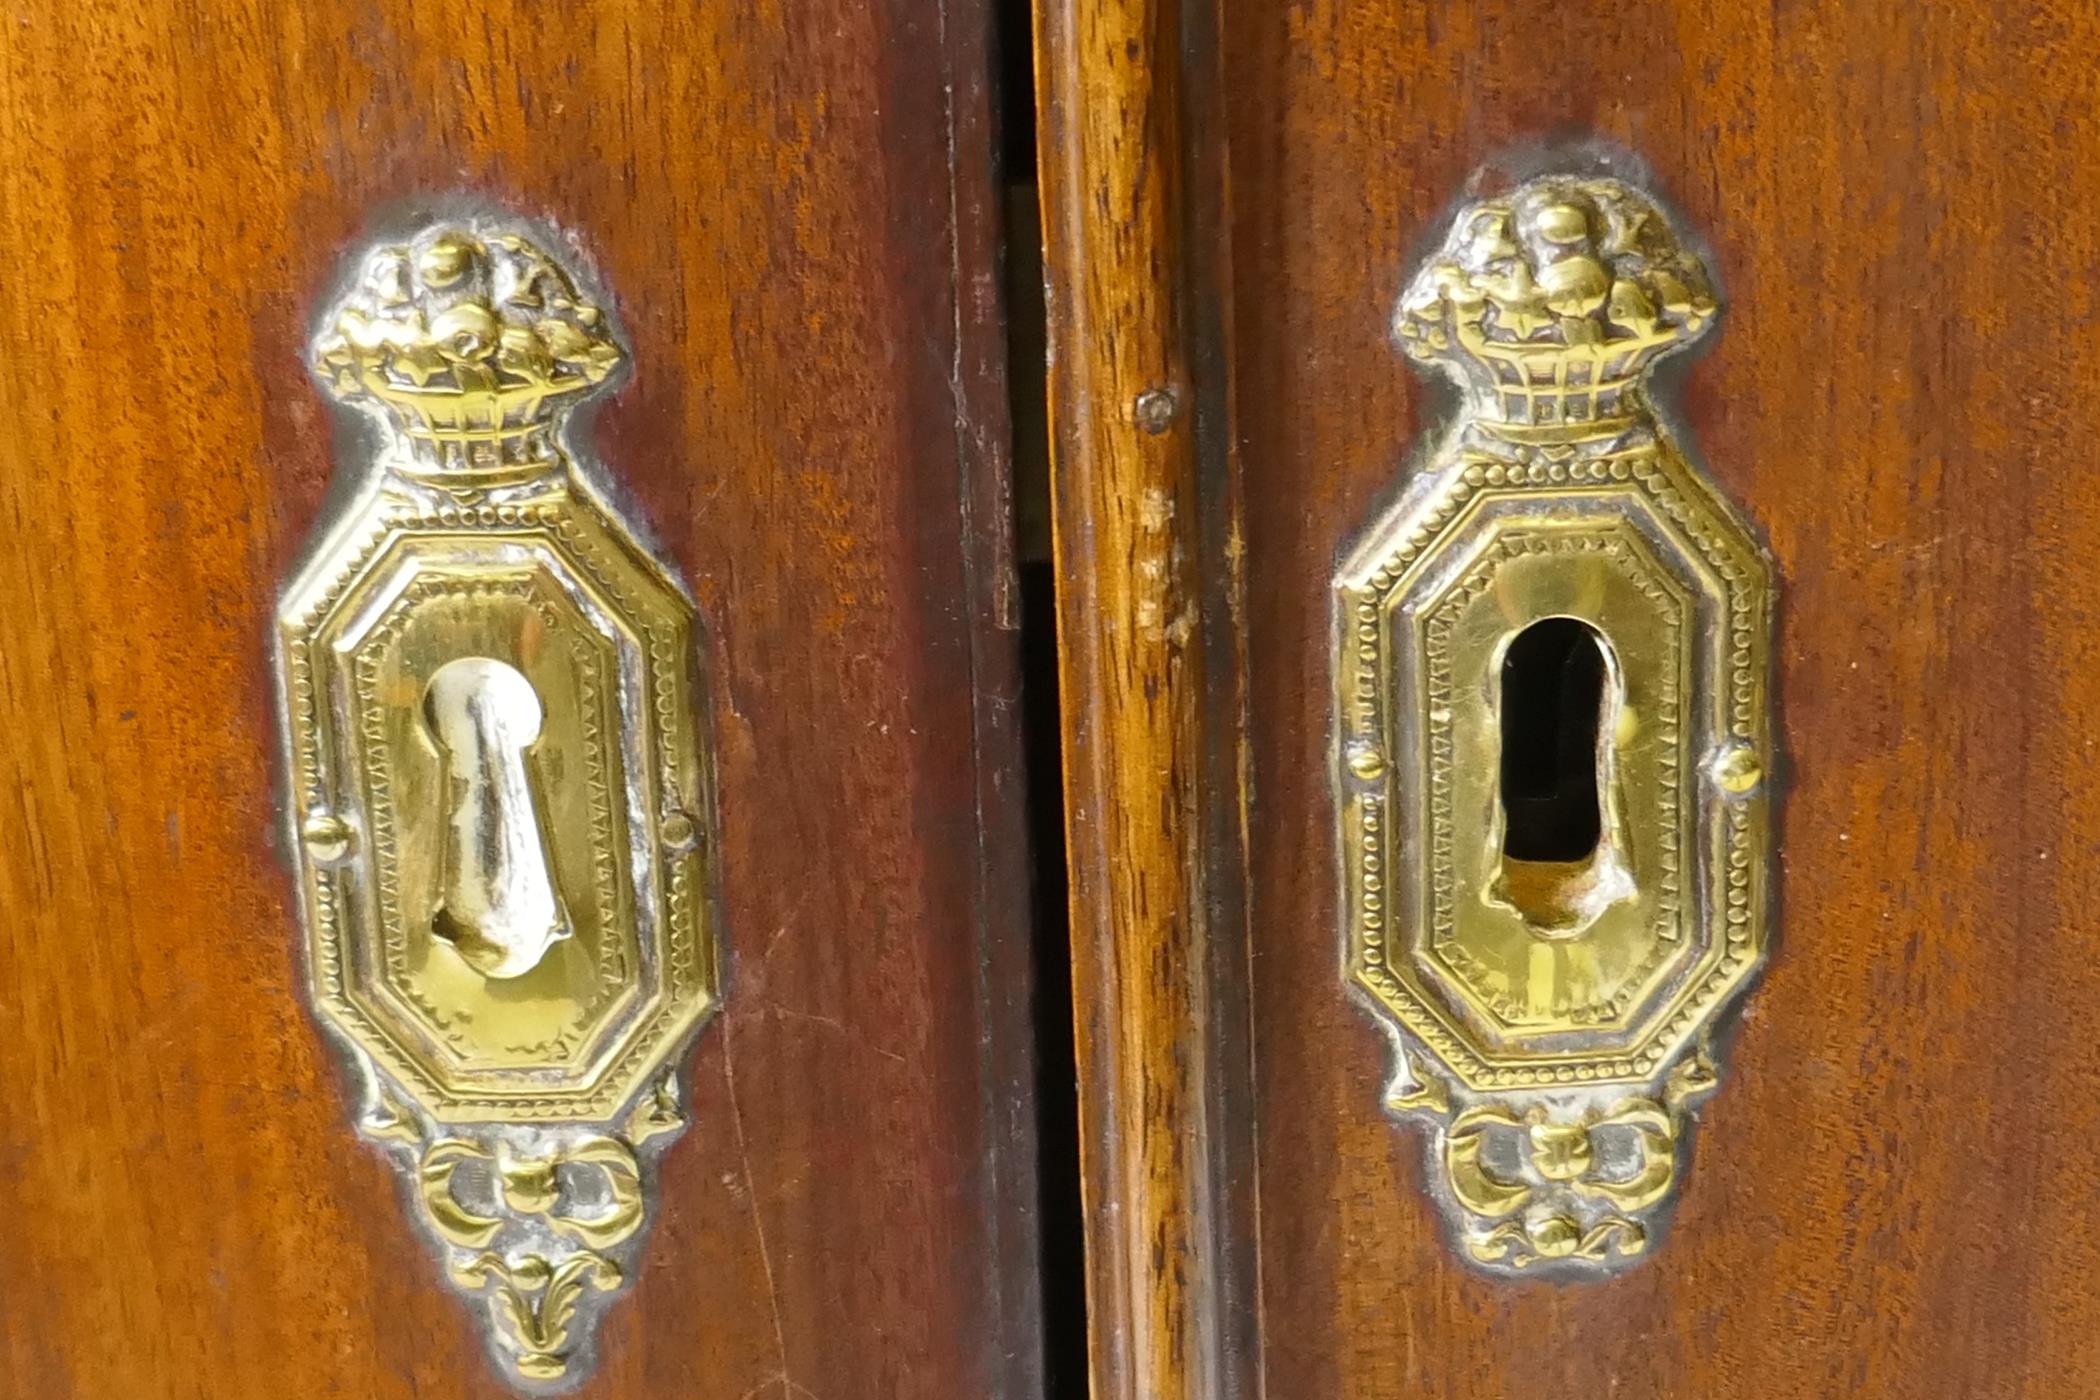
[[1037, 2, 2100, 1398], [0, 4, 1041, 1397]]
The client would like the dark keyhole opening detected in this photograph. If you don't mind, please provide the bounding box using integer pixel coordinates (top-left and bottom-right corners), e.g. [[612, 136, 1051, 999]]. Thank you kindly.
[[1500, 617, 1607, 863]]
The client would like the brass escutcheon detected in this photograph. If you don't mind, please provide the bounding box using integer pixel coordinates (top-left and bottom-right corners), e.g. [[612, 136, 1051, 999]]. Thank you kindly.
[[1338, 170, 1774, 1275], [276, 215, 722, 1387]]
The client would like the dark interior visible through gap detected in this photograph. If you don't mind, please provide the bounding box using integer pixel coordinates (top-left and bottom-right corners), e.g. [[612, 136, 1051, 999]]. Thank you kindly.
[[995, 0, 1088, 1389], [1500, 617, 1607, 863]]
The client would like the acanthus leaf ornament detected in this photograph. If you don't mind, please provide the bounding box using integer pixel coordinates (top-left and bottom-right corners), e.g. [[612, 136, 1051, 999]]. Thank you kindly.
[[1337, 172, 1774, 1275], [277, 216, 722, 1385]]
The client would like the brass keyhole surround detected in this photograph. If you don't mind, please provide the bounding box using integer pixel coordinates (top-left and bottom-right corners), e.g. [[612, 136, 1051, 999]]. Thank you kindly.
[[278, 219, 721, 1384], [1335, 171, 1774, 1276]]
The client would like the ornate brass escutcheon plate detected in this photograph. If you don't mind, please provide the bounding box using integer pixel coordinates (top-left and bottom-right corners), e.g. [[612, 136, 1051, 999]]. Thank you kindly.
[[1336, 172, 1773, 1274], [276, 215, 720, 1385]]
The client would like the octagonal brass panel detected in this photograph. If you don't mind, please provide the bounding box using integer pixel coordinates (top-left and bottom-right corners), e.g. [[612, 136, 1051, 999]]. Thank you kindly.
[[292, 511, 713, 1121], [1411, 517, 1695, 1048], [1336, 171, 1774, 1275], [276, 216, 720, 1388]]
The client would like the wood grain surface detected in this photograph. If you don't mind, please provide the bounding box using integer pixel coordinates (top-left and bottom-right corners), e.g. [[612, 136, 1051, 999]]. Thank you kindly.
[[1212, 1, 2100, 1396], [1031, 0, 1208, 1390], [1032, 0, 1253, 1396], [0, 4, 1041, 1398]]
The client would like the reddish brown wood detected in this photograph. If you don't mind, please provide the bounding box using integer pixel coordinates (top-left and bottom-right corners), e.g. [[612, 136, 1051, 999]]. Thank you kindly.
[[1041, 0, 2100, 1394], [1212, 1, 2100, 1395], [0, 3, 1040, 1397]]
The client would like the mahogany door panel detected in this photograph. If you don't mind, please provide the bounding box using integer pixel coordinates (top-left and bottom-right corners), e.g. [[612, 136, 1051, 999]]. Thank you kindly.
[[1037, 2, 2100, 1397], [0, 4, 1040, 1398]]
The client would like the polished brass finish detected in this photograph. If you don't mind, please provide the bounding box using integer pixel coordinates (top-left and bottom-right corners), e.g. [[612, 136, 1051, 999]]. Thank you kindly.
[[424, 657, 573, 979], [1337, 173, 1773, 1274], [277, 217, 720, 1386]]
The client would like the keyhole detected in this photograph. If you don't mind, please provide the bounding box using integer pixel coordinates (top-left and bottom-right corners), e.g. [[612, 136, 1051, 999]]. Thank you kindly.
[[1499, 618, 1606, 862], [424, 657, 571, 980], [1492, 618, 1631, 936]]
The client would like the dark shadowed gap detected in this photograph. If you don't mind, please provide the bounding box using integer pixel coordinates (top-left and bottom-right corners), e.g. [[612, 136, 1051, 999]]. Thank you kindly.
[[995, 0, 1085, 1389], [1017, 555, 1082, 1399]]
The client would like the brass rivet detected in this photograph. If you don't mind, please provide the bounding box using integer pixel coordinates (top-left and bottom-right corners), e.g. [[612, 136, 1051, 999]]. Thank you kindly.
[[1347, 743, 1387, 781], [1711, 745, 1764, 796], [302, 810, 355, 864], [661, 810, 699, 853]]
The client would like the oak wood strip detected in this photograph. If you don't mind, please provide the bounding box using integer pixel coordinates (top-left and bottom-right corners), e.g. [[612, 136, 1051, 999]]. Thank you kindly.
[[1031, 0, 1240, 1395]]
